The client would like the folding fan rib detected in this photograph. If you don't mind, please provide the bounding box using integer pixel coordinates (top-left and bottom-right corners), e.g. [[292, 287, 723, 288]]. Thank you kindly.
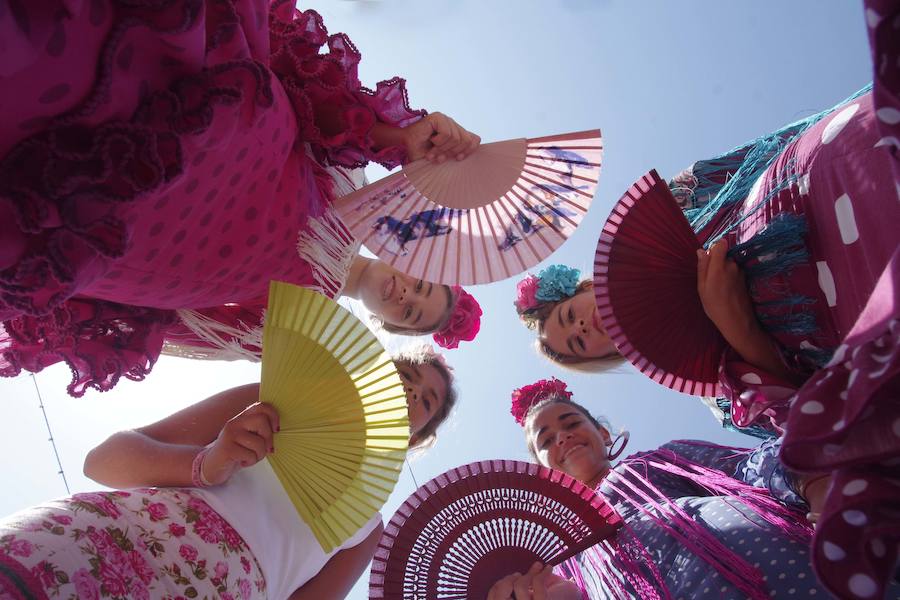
[[463, 209, 479, 284], [468, 208, 493, 282], [391, 199, 439, 279], [368, 188, 425, 256], [485, 199, 530, 277], [525, 153, 602, 172], [527, 129, 602, 145], [520, 169, 596, 205], [517, 178, 587, 233], [496, 188, 551, 261], [523, 162, 599, 193], [336, 175, 400, 231]]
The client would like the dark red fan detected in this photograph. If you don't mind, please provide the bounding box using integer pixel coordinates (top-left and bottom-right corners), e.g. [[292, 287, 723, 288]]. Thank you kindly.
[[593, 170, 726, 397], [368, 459, 622, 600]]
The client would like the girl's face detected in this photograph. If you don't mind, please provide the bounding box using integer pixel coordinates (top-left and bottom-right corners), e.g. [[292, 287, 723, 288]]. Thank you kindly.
[[540, 289, 617, 360], [526, 402, 610, 484], [357, 261, 452, 333], [398, 362, 448, 437]]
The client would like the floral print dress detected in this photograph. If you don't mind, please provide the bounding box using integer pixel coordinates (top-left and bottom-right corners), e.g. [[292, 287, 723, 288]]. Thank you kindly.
[[0, 488, 265, 600]]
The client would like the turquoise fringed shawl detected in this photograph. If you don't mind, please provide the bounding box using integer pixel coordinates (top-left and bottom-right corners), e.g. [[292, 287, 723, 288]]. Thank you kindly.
[[673, 84, 872, 352]]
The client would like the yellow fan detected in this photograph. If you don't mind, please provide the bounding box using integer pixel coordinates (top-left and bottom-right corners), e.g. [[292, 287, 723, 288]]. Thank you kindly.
[[260, 281, 409, 553]]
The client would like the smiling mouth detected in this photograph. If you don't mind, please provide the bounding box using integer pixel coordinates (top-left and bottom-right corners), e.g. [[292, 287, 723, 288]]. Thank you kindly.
[[382, 276, 395, 302], [561, 443, 586, 463]]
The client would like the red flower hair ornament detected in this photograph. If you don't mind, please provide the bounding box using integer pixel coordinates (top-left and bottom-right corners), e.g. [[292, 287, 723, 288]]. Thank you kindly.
[[510, 377, 573, 425], [432, 286, 482, 350]]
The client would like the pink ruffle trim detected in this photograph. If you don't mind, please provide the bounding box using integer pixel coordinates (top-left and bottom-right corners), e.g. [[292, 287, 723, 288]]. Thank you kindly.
[[268, 3, 425, 170], [1, 298, 176, 397]]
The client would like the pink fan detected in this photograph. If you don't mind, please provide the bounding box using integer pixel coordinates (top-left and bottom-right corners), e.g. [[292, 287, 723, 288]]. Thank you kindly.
[[334, 130, 602, 285], [593, 170, 726, 397], [368, 459, 622, 600]]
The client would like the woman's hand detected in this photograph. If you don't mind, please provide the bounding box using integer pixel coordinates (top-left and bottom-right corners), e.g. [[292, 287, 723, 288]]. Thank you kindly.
[[697, 240, 795, 381], [487, 562, 582, 600], [798, 474, 832, 527], [201, 402, 280, 486], [697, 240, 759, 342], [401, 112, 481, 163]]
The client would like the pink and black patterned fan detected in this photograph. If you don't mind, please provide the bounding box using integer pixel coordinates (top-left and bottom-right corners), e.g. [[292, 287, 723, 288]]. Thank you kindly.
[[593, 170, 726, 397], [334, 130, 602, 286], [368, 459, 622, 600]]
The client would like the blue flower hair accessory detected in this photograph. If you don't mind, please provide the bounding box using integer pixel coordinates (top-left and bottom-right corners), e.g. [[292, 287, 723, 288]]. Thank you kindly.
[[514, 264, 583, 330], [534, 265, 580, 302]]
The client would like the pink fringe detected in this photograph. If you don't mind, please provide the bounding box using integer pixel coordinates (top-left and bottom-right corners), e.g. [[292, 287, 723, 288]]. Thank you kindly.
[[564, 519, 672, 598], [561, 446, 812, 598], [642, 448, 813, 543]]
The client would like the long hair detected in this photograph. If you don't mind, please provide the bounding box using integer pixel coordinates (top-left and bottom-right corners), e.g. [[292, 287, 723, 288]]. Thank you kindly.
[[392, 345, 458, 451]]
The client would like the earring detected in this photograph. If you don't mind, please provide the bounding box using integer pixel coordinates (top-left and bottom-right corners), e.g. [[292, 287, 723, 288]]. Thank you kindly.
[[606, 431, 630, 461]]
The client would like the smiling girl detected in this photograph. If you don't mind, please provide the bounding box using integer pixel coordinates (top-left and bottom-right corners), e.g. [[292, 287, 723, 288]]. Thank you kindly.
[[0, 346, 457, 599], [484, 378, 871, 600]]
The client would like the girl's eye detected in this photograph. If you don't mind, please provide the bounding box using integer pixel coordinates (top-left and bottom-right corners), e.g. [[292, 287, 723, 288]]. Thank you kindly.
[[423, 399, 431, 412], [568, 307, 575, 323], [415, 280, 424, 292], [566, 421, 580, 430]]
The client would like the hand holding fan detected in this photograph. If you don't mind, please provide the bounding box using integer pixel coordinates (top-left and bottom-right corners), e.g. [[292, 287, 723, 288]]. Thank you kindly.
[[260, 281, 410, 553], [593, 170, 726, 397], [335, 130, 603, 285], [368, 459, 622, 600]]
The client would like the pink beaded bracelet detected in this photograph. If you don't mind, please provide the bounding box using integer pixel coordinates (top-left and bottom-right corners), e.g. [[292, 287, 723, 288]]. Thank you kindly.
[[191, 447, 212, 488]]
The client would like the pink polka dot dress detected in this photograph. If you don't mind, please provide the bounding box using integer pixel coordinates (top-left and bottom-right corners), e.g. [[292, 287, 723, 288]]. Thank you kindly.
[[0, 1, 423, 394], [668, 2, 900, 596]]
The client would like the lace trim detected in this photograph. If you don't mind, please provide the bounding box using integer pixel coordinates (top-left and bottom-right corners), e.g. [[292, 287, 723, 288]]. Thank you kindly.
[[268, 6, 425, 170], [1, 300, 176, 398]]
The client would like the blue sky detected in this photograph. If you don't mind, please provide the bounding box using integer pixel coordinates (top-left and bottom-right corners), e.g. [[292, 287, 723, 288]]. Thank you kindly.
[[0, 2, 872, 598]]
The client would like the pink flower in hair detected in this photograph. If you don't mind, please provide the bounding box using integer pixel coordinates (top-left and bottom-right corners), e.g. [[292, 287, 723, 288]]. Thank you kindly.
[[510, 378, 572, 425], [514, 275, 540, 313], [433, 287, 482, 349]]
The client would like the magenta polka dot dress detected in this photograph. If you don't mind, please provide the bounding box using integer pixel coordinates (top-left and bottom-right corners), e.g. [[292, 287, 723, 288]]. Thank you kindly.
[[668, 2, 900, 597], [0, 1, 423, 394]]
